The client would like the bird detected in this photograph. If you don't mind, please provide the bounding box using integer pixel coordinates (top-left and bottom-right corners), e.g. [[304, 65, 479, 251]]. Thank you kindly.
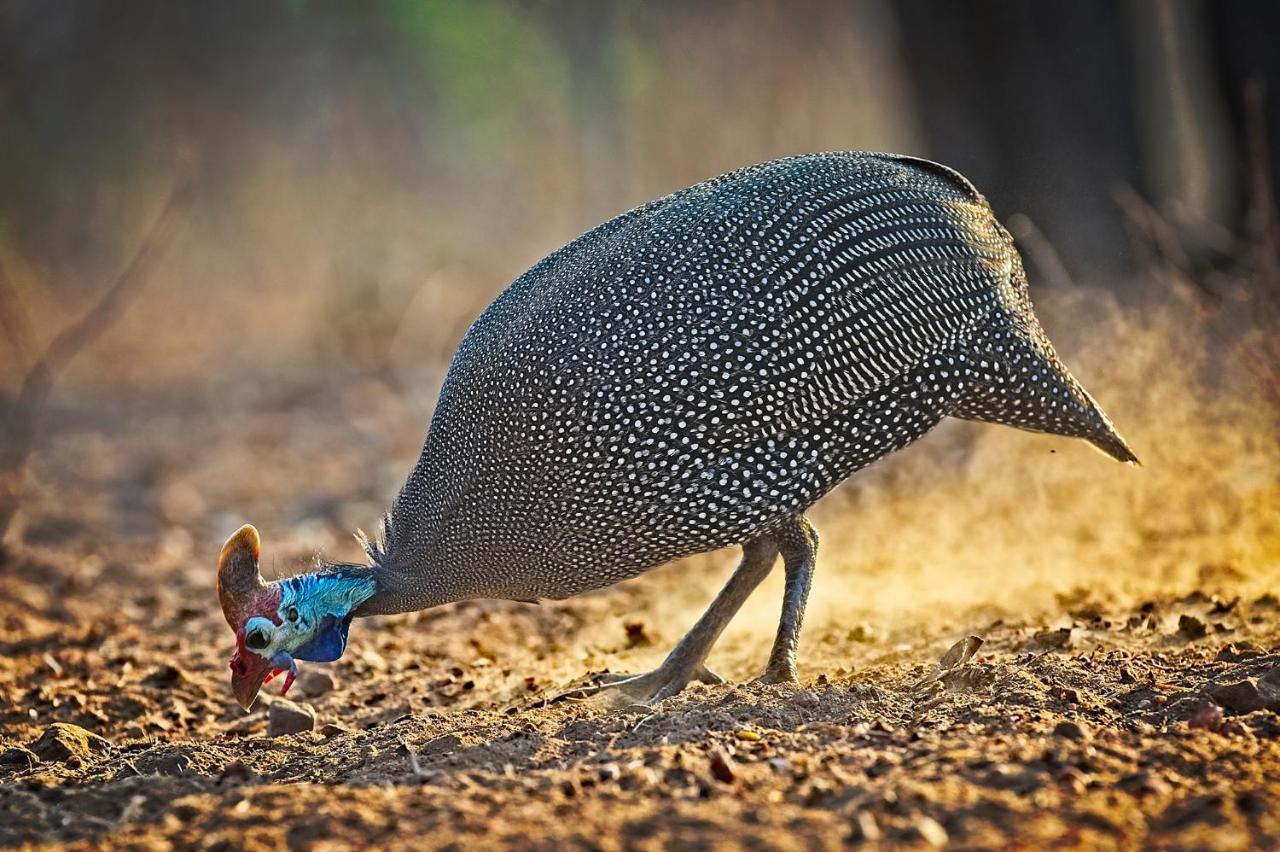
[[217, 151, 1137, 710]]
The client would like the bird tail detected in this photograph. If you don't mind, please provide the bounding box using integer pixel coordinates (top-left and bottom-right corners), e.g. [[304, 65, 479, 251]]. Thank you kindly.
[[950, 325, 1139, 465], [1068, 377, 1140, 465]]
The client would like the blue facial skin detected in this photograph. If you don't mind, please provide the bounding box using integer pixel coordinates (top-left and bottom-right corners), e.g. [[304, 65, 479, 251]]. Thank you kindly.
[[294, 614, 352, 662], [277, 571, 376, 664]]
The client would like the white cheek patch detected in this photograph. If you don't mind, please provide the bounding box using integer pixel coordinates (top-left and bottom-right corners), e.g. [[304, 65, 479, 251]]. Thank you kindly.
[[243, 616, 291, 658]]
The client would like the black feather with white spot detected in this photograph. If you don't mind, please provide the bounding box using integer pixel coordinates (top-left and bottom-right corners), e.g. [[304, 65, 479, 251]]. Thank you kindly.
[[359, 152, 1135, 612]]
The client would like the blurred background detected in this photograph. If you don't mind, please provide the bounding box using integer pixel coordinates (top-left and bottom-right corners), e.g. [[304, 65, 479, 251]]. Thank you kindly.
[[0, 1, 1277, 617]]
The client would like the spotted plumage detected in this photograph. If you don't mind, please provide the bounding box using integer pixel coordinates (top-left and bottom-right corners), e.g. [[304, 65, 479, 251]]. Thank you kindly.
[[368, 151, 1133, 605], [219, 151, 1136, 708]]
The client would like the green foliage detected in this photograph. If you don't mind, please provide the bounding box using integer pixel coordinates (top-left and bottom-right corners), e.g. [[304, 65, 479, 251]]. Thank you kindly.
[[375, 0, 568, 155]]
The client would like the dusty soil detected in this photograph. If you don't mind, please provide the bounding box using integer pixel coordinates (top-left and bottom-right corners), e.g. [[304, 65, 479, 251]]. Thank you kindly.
[[2, 377, 1279, 850]]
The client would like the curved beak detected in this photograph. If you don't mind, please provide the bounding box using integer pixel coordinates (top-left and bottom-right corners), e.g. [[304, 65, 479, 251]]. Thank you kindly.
[[230, 650, 272, 711]]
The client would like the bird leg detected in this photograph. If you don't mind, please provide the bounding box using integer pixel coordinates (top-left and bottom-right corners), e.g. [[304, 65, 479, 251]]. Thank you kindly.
[[559, 535, 780, 704], [758, 517, 818, 684]]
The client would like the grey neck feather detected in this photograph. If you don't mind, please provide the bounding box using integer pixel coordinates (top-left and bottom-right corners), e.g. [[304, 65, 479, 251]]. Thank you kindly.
[[331, 557, 465, 617]]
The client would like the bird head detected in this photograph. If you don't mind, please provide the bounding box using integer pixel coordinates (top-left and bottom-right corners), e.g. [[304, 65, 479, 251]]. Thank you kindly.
[[217, 524, 376, 710]]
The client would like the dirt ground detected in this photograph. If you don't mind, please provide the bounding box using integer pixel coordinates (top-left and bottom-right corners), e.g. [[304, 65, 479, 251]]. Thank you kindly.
[[2, 355, 1279, 850]]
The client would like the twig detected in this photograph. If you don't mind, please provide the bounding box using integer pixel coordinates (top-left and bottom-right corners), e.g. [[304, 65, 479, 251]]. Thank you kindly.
[[0, 161, 197, 546]]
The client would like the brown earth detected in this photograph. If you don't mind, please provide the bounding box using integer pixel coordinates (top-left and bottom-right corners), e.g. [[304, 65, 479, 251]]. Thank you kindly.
[[2, 289, 1279, 849], [4, 537, 1280, 851]]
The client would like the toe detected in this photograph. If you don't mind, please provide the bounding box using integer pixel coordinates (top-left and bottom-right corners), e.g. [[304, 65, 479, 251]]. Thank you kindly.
[[693, 665, 724, 685], [755, 666, 799, 685]]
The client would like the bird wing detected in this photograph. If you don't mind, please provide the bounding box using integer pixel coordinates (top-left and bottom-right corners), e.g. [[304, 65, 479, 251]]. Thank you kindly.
[[380, 153, 1021, 572]]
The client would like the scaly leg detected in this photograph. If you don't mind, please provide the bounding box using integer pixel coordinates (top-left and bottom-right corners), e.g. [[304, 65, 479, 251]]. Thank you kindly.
[[559, 535, 780, 704], [758, 516, 818, 684]]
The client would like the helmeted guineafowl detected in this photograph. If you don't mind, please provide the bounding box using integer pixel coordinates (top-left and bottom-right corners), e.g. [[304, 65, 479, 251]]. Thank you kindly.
[[217, 151, 1136, 709]]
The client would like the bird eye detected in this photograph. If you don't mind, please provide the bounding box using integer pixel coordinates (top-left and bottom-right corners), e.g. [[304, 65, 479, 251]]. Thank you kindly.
[[286, 606, 299, 622], [245, 626, 270, 651]]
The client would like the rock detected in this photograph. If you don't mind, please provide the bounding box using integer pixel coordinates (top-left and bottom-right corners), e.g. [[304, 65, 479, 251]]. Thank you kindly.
[[0, 747, 38, 770], [1259, 668, 1280, 701], [143, 664, 186, 687], [297, 669, 337, 697], [623, 621, 651, 648], [791, 689, 820, 708], [1209, 597, 1240, 615], [319, 723, 351, 738], [1053, 720, 1090, 741], [1027, 628, 1072, 652], [853, 811, 881, 841], [219, 760, 256, 783], [912, 816, 949, 847], [1119, 770, 1172, 797], [29, 723, 110, 763], [1188, 703, 1226, 732], [1216, 642, 1264, 662], [708, 745, 737, 784], [1178, 615, 1208, 640], [1054, 766, 1089, 794], [847, 623, 877, 643], [1208, 679, 1279, 715], [142, 751, 193, 776], [267, 698, 316, 736]]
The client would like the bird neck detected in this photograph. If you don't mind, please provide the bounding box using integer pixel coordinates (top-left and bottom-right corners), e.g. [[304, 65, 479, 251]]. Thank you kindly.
[[278, 566, 378, 620], [319, 559, 464, 617]]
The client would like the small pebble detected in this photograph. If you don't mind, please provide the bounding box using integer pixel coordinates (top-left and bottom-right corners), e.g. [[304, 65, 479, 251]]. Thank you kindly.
[[1260, 668, 1280, 698], [1177, 614, 1208, 640], [219, 760, 256, 782], [0, 747, 38, 770], [1189, 703, 1226, 732], [143, 664, 186, 687], [1054, 766, 1089, 794], [708, 746, 737, 784], [267, 698, 316, 737], [913, 816, 949, 847], [1027, 628, 1071, 651], [791, 689, 820, 709], [854, 811, 881, 841], [1053, 720, 1090, 741], [1209, 679, 1276, 715], [297, 669, 337, 697]]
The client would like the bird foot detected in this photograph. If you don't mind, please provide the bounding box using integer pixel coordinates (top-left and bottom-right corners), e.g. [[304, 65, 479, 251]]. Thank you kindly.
[[753, 662, 799, 686], [557, 663, 722, 705]]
